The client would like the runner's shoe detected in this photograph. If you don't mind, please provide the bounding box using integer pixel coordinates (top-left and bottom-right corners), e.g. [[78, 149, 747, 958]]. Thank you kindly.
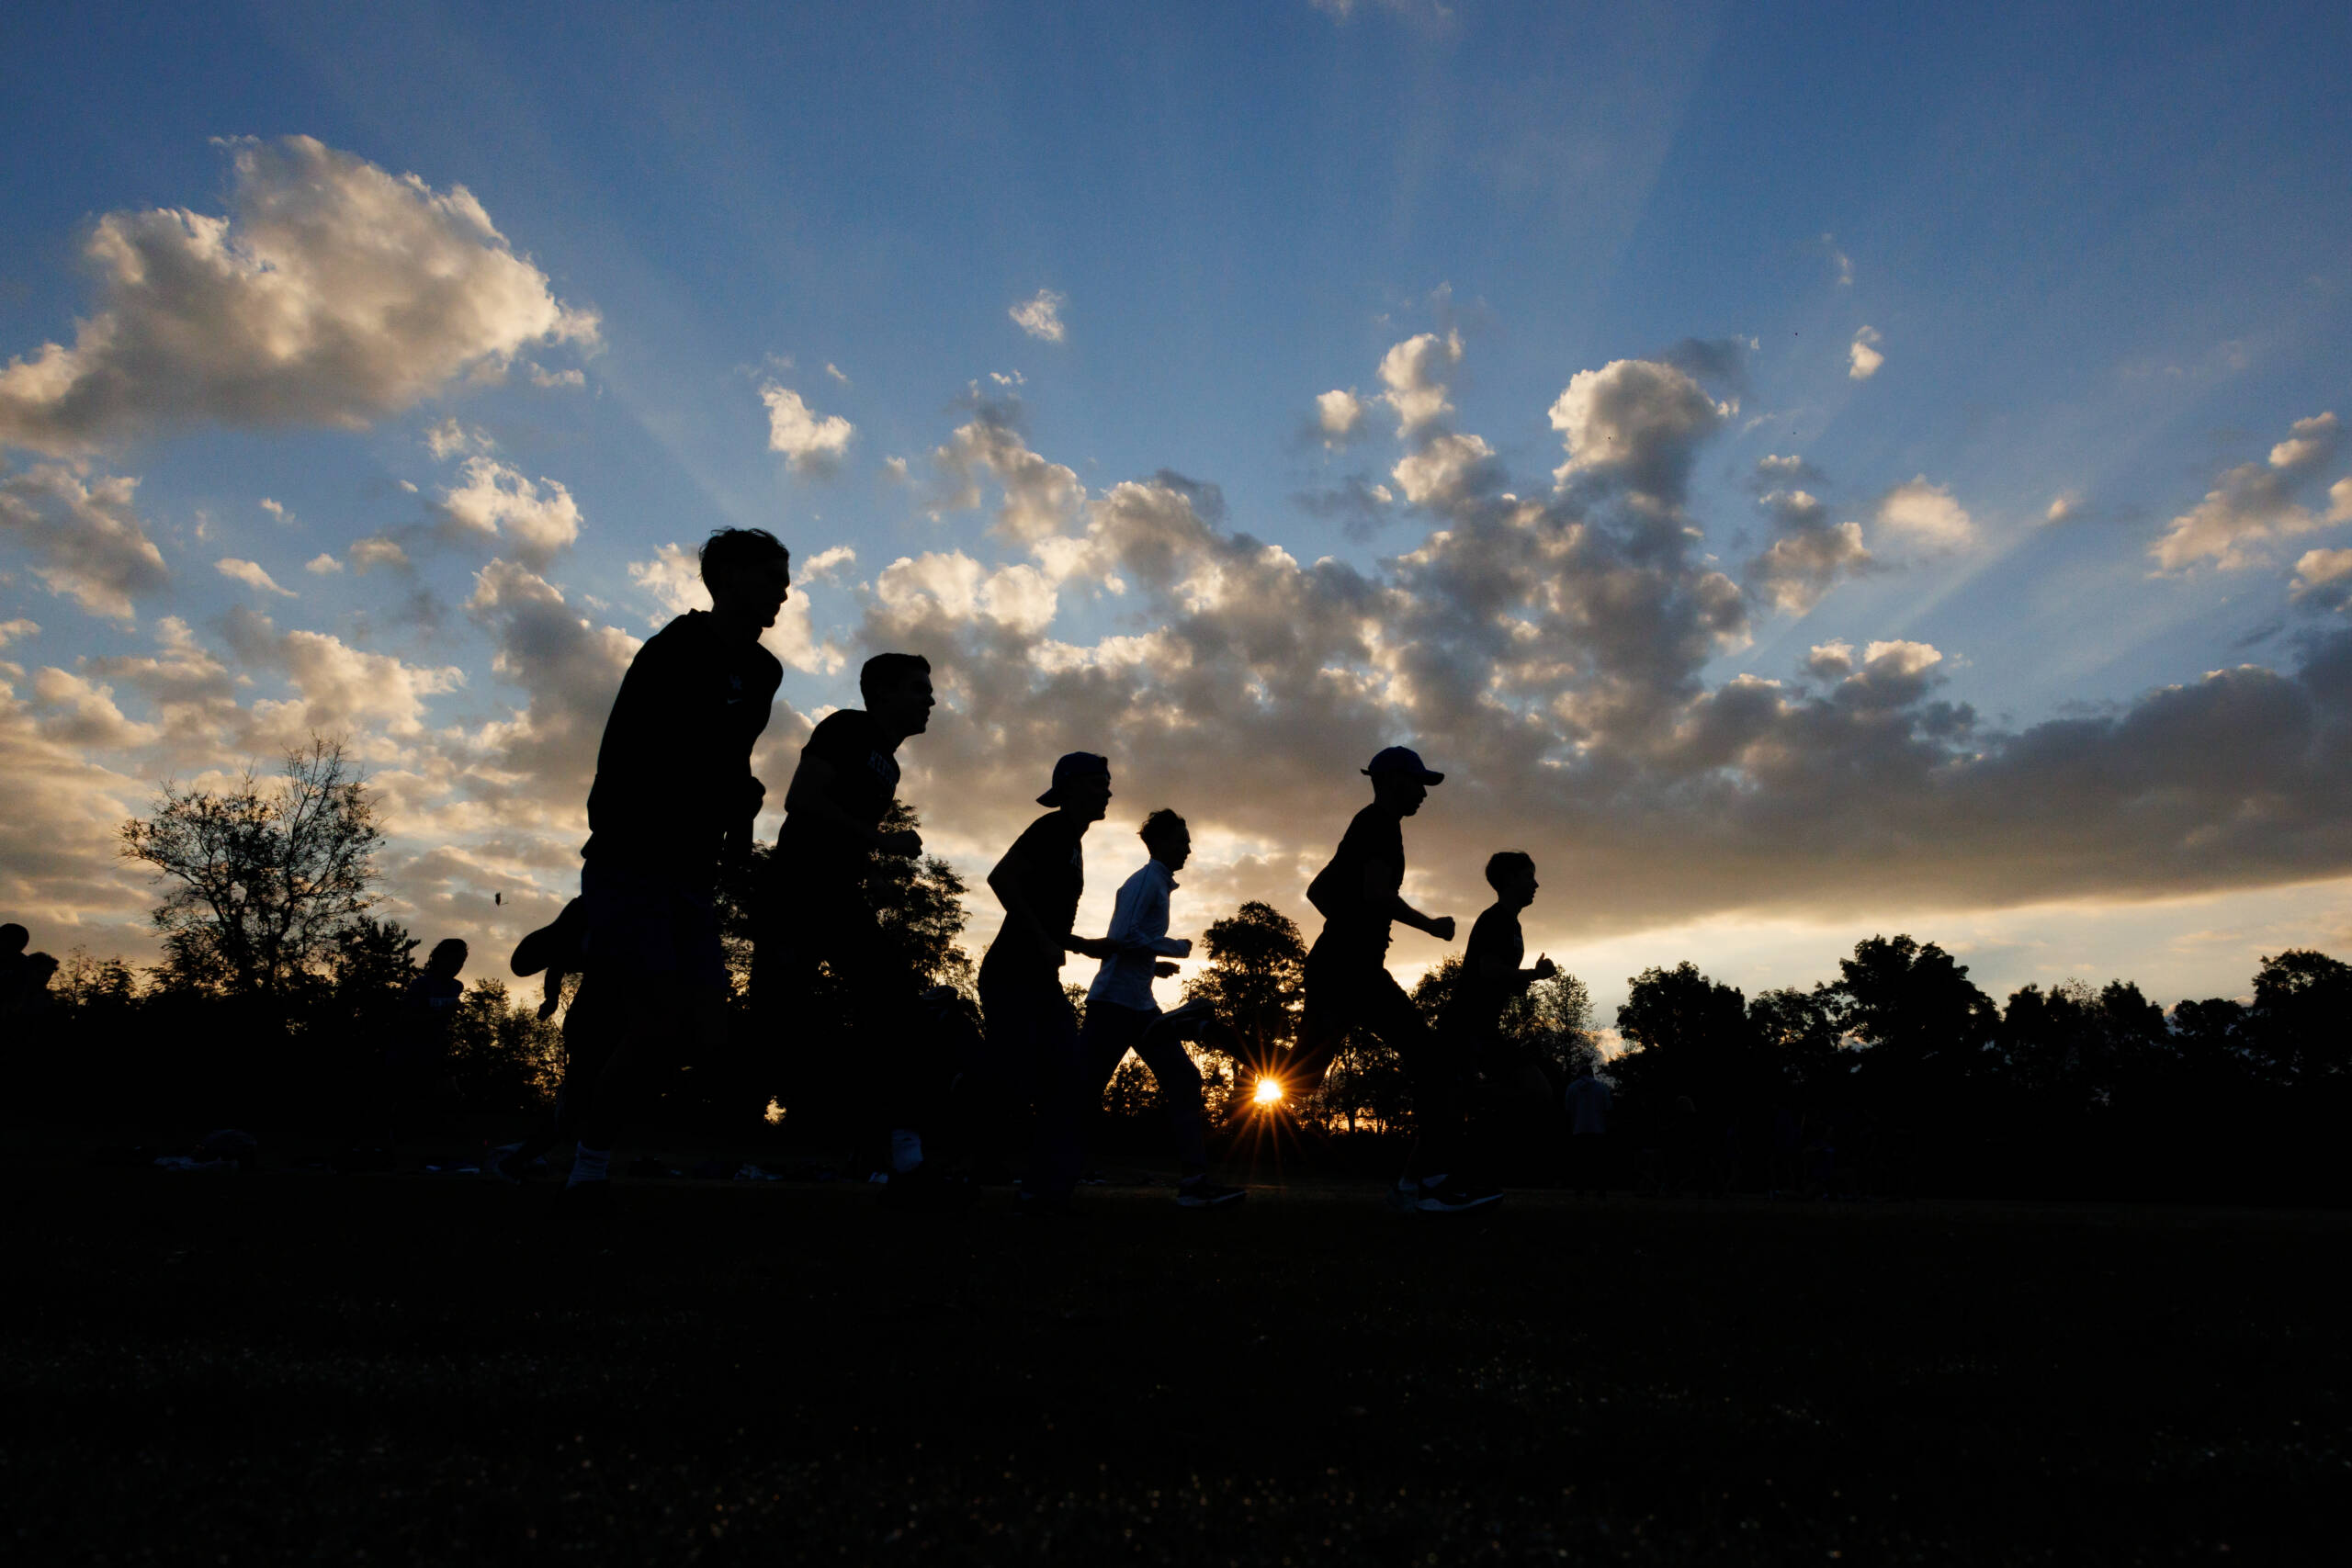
[[1174, 1179, 1246, 1209], [484, 1143, 527, 1185], [1388, 1179, 1424, 1213], [1416, 1180, 1503, 1213]]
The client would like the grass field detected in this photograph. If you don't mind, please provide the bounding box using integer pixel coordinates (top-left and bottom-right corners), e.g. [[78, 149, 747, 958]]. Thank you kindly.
[[8, 1154, 2346, 1564]]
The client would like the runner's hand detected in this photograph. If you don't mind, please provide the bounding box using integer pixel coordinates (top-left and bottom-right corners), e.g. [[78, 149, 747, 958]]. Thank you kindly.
[[879, 829, 923, 857], [1068, 935, 1117, 961], [1534, 954, 1557, 980], [1154, 960, 1182, 979], [1430, 915, 1457, 942], [537, 996, 560, 1021]]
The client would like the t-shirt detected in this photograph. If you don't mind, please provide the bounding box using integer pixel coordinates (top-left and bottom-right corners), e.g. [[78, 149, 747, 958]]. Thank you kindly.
[[979, 811, 1086, 990], [396, 974, 465, 1066], [1441, 904, 1524, 1041], [1307, 805, 1406, 957], [582, 611, 783, 886], [773, 708, 901, 889]]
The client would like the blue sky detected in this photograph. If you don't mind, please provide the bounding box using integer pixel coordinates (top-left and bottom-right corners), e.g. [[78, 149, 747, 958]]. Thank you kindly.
[[5, 0, 2349, 1016]]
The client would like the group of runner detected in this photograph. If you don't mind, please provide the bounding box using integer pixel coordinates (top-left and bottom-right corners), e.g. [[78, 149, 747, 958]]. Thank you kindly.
[[509, 526, 1584, 1216]]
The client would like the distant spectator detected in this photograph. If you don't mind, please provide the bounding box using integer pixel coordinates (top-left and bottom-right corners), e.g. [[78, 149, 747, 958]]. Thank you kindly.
[[1562, 1065, 1612, 1198], [388, 939, 468, 1139], [0, 922, 28, 1014]]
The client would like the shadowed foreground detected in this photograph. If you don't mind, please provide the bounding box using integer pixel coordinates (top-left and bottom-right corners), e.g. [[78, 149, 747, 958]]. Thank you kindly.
[[8, 1165, 2346, 1564]]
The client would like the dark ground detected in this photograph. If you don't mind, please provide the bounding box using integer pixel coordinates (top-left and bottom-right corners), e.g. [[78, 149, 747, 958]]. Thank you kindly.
[[7, 1145, 2347, 1565]]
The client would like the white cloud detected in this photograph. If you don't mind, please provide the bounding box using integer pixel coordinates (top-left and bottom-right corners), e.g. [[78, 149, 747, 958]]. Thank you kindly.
[[804, 545, 857, 581], [426, 418, 492, 460], [759, 383, 855, 475], [0, 618, 38, 649], [304, 553, 342, 575], [1009, 289, 1068, 344], [877, 551, 1058, 636], [1874, 476, 1974, 549], [932, 407, 1085, 543], [0, 463, 168, 619], [1392, 431, 1497, 508], [349, 536, 409, 573], [825, 363, 850, 386], [259, 497, 289, 524], [1848, 325, 1884, 381], [2291, 547, 2352, 609], [1377, 332, 1462, 437], [2152, 412, 2345, 571], [1316, 389, 1365, 445], [1548, 358, 1731, 504], [2045, 492, 2084, 525], [526, 365, 585, 389], [1747, 490, 1876, 615], [436, 456, 582, 566], [1824, 232, 1854, 287], [0, 136, 595, 454], [215, 557, 295, 597]]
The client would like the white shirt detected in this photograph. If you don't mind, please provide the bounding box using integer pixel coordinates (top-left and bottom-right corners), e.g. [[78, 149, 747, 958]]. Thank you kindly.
[[1086, 858, 1191, 1011], [1564, 1075, 1613, 1135]]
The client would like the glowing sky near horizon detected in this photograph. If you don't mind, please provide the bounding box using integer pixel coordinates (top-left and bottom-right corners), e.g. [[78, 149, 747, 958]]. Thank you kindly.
[[4, 1, 2349, 1019]]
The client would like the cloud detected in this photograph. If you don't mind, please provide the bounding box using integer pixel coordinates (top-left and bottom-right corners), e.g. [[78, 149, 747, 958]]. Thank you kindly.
[[1315, 389, 1365, 446], [803, 545, 857, 581], [760, 383, 855, 476], [259, 497, 289, 524], [215, 557, 295, 597], [2045, 491, 2085, 525], [1874, 476, 1974, 549], [825, 363, 849, 386], [1548, 358, 1731, 505], [435, 456, 582, 566], [0, 462, 168, 618], [2152, 413, 2348, 571], [1848, 325, 1884, 381], [305, 553, 342, 575], [1823, 233, 1854, 288], [526, 365, 585, 389], [0, 618, 38, 649], [1746, 489, 1877, 615], [1377, 331, 1462, 437], [2291, 547, 2352, 611], [932, 400, 1084, 544], [1009, 289, 1068, 344], [425, 418, 491, 460], [1392, 431, 1499, 509], [349, 536, 409, 573], [0, 136, 595, 454]]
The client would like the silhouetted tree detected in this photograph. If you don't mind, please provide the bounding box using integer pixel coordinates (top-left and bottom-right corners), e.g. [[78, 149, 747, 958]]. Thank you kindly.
[[1182, 901, 1306, 1112], [447, 976, 562, 1111], [1833, 935, 1997, 1096], [1613, 960, 1755, 1105], [2243, 949, 2352, 1085], [1747, 984, 1848, 1097], [119, 737, 382, 998]]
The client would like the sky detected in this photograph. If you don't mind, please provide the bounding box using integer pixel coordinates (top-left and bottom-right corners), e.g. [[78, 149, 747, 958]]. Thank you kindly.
[[5, 0, 2350, 1019]]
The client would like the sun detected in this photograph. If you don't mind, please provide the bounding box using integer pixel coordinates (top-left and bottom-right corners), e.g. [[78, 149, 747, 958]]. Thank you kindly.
[[1252, 1076, 1284, 1107]]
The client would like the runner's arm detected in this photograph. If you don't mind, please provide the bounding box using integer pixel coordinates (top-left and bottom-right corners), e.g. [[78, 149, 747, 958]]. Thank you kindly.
[[1363, 857, 1455, 942]]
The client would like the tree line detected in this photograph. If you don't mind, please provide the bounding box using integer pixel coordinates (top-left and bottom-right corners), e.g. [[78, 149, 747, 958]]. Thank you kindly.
[[10, 739, 2348, 1201]]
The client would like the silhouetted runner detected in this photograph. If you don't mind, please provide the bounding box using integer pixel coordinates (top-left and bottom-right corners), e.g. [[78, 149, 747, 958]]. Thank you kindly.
[[1294, 747, 1488, 1213], [979, 752, 1118, 1215], [0, 922, 28, 1016], [1080, 809, 1246, 1207], [1438, 851, 1560, 1182], [565, 527, 789, 1214], [752, 652, 935, 1178]]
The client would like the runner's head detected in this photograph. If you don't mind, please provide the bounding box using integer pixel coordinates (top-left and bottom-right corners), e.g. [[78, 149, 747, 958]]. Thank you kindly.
[[1037, 751, 1113, 823], [426, 937, 469, 978], [861, 651, 935, 739], [700, 528, 792, 632], [0, 922, 25, 957], [1363, 745, 1442, 817], [1140, 808, 1191, 871], [1485, 850, 1537, 909]]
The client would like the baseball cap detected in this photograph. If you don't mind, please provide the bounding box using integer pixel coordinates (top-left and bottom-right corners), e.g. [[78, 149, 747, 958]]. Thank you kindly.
[[1363, 745, 1443, 784], [1037, 750, 1112, 806]]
